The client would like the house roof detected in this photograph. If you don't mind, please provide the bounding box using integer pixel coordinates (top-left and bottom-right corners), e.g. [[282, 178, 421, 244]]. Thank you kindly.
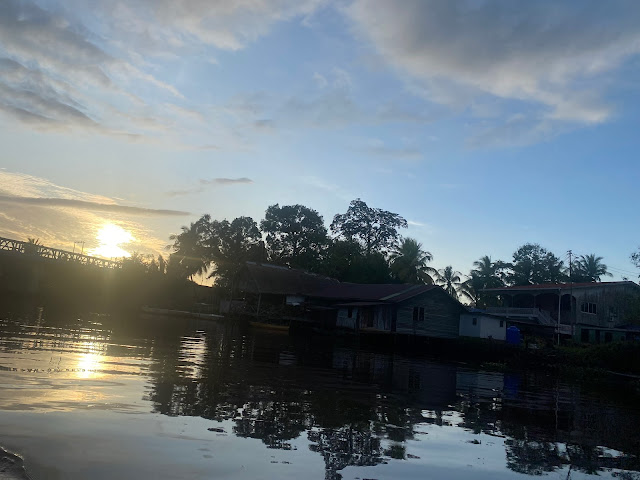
[[239, 262, 464, 307], [242, 262, 339, 296], [312, 283, 438, 303], [483, 281, 640, 294]]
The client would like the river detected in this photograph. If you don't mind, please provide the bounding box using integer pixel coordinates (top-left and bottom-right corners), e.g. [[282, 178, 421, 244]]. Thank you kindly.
[[0, 306, 638, 479]]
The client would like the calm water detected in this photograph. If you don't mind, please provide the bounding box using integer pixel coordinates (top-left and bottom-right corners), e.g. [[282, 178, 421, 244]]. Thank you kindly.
[[0, 307, 638, 480]]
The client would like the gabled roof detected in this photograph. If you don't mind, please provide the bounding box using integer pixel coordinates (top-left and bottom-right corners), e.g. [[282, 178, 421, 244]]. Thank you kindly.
[[483, 281, 640, 293], [241, 262, 339, 296], [238, 262, 464, 307]]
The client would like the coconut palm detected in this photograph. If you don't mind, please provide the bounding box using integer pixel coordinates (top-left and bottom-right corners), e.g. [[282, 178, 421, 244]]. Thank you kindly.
[[389, 237, 436, 284], [472, 255, 508, 288], [459, 272, 484, 307], [24, 237, 41, 256], [573, 254, 612, 282], [168, 216, 211, 280], [436, 265, 463, 299]]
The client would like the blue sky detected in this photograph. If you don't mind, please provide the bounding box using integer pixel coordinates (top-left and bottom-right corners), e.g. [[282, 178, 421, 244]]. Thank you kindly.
[[1, 0, 639, 279]]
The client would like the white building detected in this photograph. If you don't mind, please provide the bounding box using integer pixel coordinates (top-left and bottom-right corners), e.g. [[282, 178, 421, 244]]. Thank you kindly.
[[459, 312, 506, 341]]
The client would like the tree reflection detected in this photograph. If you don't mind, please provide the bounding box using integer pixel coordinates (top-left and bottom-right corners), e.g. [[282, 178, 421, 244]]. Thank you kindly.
[[17, 312, 633, 480]]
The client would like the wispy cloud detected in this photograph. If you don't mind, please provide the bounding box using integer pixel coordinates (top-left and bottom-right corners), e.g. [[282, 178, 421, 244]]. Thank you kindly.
[[407, 220, 425, 227], [168, 177, 253, 197], [0, 196, 189, 216], [0, 170, 181, 256]]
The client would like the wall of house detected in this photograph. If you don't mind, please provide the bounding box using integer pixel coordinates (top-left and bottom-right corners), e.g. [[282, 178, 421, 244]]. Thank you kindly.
[[572, 284, 639, 328], [395, 290, 461, 339], [372, 306, 392, 331], [459, 314, 506, 340], [575, 325, 631, 344], [336, 307, 358, 330]]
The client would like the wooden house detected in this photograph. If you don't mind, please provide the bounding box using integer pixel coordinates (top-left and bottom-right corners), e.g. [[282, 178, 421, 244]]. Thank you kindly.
[[482, 281, 640, 343], [312, 283, 466, 339], [232, 262, 467, 339]]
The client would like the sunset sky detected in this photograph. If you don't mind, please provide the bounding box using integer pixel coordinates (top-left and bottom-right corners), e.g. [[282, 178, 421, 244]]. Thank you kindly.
[[1, 0, 639, 279]]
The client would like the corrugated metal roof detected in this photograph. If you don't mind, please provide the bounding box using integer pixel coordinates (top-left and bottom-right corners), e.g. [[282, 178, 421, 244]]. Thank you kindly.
[[483, 281, 639, 293], [312, 283, 437, 302], [240, 262, 448, 304]]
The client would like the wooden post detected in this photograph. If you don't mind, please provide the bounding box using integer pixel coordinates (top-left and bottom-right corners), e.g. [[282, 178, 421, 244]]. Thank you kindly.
[[256, 293, 262, 317]]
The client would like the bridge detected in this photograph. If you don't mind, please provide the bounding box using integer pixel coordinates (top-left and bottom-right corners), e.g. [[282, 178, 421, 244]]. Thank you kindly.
[[0, 236, 122, 269]]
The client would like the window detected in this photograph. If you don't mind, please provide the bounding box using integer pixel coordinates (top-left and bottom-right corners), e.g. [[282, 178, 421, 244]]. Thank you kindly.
[[347, 307, 353, 318], [413, 307, 425, 322], [419, 307, 425, 322], [499, 320, 504, 328], [595, 330, 601, 343], [581, 302, 597, 315], [605, 332, 613, 343], [472, 317, 478, 326], [413, 307, 418, 323]]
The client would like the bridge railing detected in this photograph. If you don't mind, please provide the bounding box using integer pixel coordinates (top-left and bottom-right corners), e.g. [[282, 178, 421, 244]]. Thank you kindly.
[[0, 236, 122, 269]]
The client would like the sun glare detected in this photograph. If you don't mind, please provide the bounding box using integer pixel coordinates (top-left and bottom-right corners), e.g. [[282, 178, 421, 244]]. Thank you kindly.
[[90, 224, 134, 259]]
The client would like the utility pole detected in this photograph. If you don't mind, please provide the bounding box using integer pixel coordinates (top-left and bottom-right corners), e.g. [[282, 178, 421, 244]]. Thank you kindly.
[[567, 250, 574, 338]]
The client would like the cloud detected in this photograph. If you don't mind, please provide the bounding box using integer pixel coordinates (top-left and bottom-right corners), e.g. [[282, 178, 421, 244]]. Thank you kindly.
[[209, 177, 253, 185], [0, 196, 189, 216], [361, 142, 423, 160], [168, 177, 254, 196], [74, 0, 325, 53], [0, 170, 182, 256], [0, 0, 218, 144], [0, 0, 190, 139], [347, 0, 640, 137]]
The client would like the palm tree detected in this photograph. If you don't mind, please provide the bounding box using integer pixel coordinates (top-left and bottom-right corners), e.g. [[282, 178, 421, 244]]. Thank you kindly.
[[168, 216, 211, 280], [389, 237, 436, 284], [459, 272, 484, 307], [472, 255, 507, 288], [436, 265, 463, 299], [24, 237, 41, 256], [573, 254, 612, 282]]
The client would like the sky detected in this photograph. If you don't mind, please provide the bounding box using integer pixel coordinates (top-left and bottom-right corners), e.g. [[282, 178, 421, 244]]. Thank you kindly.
[[1, 0, 639, 280]]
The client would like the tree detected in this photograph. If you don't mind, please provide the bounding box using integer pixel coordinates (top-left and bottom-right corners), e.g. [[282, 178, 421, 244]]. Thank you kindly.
[[631, 248, 640, 277], [330, 199, 407, 256], [458, 256, 508, 307], [389, 237, 435, 284], [508, 243, 565, 286], [168, 215, 211, 280], [24, 237, 41, 256], [206, 216, 263, 288], [472, 255, 508, 289], [436, 266, 463, 299], [260, 204, 328, 270], [459, 272, 484, 307], [572, 254, 612, 282]]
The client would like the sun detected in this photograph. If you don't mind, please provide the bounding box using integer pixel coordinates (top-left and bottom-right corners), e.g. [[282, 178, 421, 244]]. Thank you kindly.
[[90, 223, 134, 259]]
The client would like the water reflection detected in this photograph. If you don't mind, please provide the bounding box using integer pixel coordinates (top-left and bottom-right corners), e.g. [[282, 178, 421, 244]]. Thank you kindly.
[[0, 309, 639, 479]]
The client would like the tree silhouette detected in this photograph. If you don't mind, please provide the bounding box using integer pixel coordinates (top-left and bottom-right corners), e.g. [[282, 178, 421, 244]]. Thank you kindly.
[[572, 254, 612, 282], [508, 244, 565, 286], [389, 238, 435, 284], [331, 199, 407, 256], [168, 216, 210, 280], [204, 216, 263, 289], [436, 265, 463, 299], [261, 204, 328, 270]]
